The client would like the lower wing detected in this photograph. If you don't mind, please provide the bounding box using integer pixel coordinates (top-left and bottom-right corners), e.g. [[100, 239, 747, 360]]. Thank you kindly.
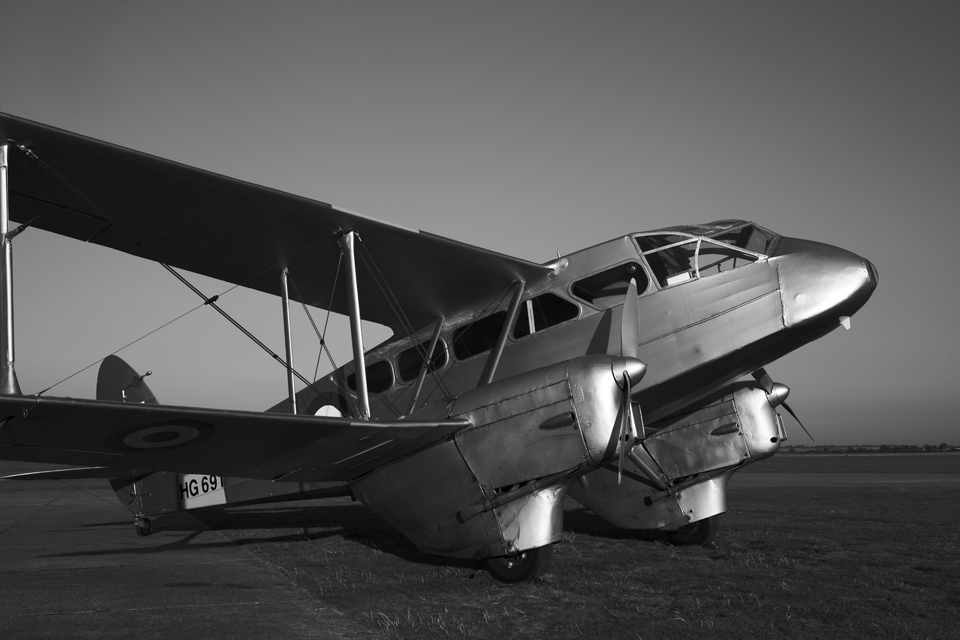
[[0, 395, 468, 482]]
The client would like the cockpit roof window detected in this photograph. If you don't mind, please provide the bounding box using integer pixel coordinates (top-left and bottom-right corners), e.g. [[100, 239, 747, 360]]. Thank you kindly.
[[707, 223, 776, 256], [634, 234, 691, 254], [639, 220, 778, 257]]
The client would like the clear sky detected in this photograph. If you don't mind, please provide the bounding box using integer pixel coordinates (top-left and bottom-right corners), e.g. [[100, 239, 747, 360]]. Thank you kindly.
[[1, 1, 957, 445]]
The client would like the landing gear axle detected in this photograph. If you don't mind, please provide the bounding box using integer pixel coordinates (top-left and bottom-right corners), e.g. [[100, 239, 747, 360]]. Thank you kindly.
[[484, 544, 554, 583]]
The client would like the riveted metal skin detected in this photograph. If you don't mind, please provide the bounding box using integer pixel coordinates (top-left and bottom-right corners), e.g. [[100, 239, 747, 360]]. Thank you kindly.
[[352, 354, 638, 559], [642, 382, 781, 481], [352, 439, 503, 558], [773, 237, 877, 332], [496, 484, 568, 554]]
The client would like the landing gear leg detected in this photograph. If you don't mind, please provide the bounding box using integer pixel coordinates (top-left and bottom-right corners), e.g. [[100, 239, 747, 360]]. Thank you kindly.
[[484, 544, 554, 583], [666, 514, 720, 546], [134, 514, 152, 537]]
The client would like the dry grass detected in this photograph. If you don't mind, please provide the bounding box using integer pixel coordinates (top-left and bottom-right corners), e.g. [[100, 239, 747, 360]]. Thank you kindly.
[[195, 454, 960, 639]]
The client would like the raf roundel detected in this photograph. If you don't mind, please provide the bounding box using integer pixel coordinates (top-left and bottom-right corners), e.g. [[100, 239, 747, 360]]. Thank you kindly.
[[106, 420, 216, 452]]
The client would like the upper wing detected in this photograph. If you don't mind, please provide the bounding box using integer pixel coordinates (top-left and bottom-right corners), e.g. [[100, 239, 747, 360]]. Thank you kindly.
[[0, 394, 469, 482], [0, 113, 552, 334]]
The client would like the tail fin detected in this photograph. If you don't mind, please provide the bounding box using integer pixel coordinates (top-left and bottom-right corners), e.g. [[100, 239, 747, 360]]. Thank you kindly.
[[96, 355, 157, 404], [96, 356, 177, 530], [93, 356, 347, 532]]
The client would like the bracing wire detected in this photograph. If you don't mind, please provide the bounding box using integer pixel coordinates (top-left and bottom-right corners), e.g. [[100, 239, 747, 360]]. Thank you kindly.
[[15, 143, 341, 404], [287, 266, 361, 418], [36, 301, 207, 396], [355, 239, 453, 400]]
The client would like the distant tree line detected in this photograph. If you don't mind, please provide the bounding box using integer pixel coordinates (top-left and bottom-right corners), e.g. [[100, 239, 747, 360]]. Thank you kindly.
[[781, 443, 956, 454]]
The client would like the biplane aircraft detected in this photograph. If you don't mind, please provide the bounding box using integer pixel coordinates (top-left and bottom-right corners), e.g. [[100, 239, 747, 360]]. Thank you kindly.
[[0, 113, 876, 582]]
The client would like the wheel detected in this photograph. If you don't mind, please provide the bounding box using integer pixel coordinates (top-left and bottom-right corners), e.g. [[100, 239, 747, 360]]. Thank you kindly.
[[134, 517, 152, 537], [484, 544, 554, 583], [666, 515, 720, 546]]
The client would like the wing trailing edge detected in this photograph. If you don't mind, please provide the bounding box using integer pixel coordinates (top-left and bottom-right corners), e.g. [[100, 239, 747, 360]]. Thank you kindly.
[[0, 112, 553, 334]]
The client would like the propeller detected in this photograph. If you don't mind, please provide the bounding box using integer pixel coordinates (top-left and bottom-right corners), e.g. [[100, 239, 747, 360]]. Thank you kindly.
[[621, 276, 640, 359], [616, 276, 647, 484], [752, 367, 816, 443]]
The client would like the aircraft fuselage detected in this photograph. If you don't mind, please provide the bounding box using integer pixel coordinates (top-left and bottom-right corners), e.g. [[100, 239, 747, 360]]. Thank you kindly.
[[301, 220, 876, 428]]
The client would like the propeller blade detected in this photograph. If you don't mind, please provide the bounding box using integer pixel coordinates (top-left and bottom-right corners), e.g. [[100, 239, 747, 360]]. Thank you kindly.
[[617, 372, 634, 485], [635, 397, 646, 440], [782, 401, 816, 443], [752, 367, 775, 394], [621, 277, 640, 359]]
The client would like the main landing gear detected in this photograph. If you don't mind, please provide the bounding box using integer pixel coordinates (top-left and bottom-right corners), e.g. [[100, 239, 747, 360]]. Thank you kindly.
[[666, 514, 721, 547], [484, 544, 554, 583], [134, 515, 152, 537]]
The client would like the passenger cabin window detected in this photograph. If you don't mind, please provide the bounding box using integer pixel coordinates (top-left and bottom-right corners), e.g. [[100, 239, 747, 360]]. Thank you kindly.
[[571, 263, 649, 309], [452, 311, 507, 360], [513, 293, 579, 339], [397, 340, 447, 382], [346, 360, 394, 394]]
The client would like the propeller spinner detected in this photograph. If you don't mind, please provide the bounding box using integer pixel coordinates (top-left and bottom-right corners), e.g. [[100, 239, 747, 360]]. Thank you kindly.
[[752, 367, 816, 443]]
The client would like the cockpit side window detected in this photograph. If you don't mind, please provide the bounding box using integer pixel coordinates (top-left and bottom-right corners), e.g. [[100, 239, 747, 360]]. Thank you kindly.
[[696, 240, 758, 277], [637, 234, 760, 287], [638, 239, 699, 287], [513, 293, 579, 339], [571, 262, 649, 309]]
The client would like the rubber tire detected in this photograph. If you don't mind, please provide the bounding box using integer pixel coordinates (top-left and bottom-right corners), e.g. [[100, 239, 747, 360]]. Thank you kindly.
[[666, 515, 720, 547], [134, 518, 152, 537], [484, 544, 554, 583]]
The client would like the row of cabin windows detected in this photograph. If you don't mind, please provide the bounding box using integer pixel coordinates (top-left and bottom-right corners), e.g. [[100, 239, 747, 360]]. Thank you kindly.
[[346, 341, 447, 394], [346, 235, 763, 392]]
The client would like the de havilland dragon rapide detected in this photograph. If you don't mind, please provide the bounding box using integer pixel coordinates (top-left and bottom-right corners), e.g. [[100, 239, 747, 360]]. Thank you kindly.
[[0, 113, 876, 582]]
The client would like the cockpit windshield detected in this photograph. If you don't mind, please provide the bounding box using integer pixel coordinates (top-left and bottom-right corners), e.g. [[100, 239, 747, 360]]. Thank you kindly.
[[633, 221, 777, 288]]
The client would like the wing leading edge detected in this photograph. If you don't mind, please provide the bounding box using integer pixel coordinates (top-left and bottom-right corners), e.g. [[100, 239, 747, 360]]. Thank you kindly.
[[0, 113, 553, 334], [0, 395, 470, 482]]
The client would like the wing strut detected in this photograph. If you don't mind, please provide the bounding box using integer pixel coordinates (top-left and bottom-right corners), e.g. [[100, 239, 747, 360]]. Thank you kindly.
[[339, 231, 370, 418], [280, 268, 297, 414], [406, 316, 444, 415], [0, 142, 21, 396], [477, 280, 526, 387]]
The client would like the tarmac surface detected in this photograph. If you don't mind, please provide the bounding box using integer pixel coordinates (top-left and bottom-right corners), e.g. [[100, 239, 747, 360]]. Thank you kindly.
[[0, 461, 375, 640]]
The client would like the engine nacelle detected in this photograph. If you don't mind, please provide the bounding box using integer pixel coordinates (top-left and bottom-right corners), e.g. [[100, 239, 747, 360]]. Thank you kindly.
[[352, 355, 636, 559], [568, 381, 783, 531]]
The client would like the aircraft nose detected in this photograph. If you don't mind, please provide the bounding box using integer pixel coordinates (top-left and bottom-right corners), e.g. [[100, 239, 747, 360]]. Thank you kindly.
[[772, 237, 877, 331], [864, 258, 879, 291]]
